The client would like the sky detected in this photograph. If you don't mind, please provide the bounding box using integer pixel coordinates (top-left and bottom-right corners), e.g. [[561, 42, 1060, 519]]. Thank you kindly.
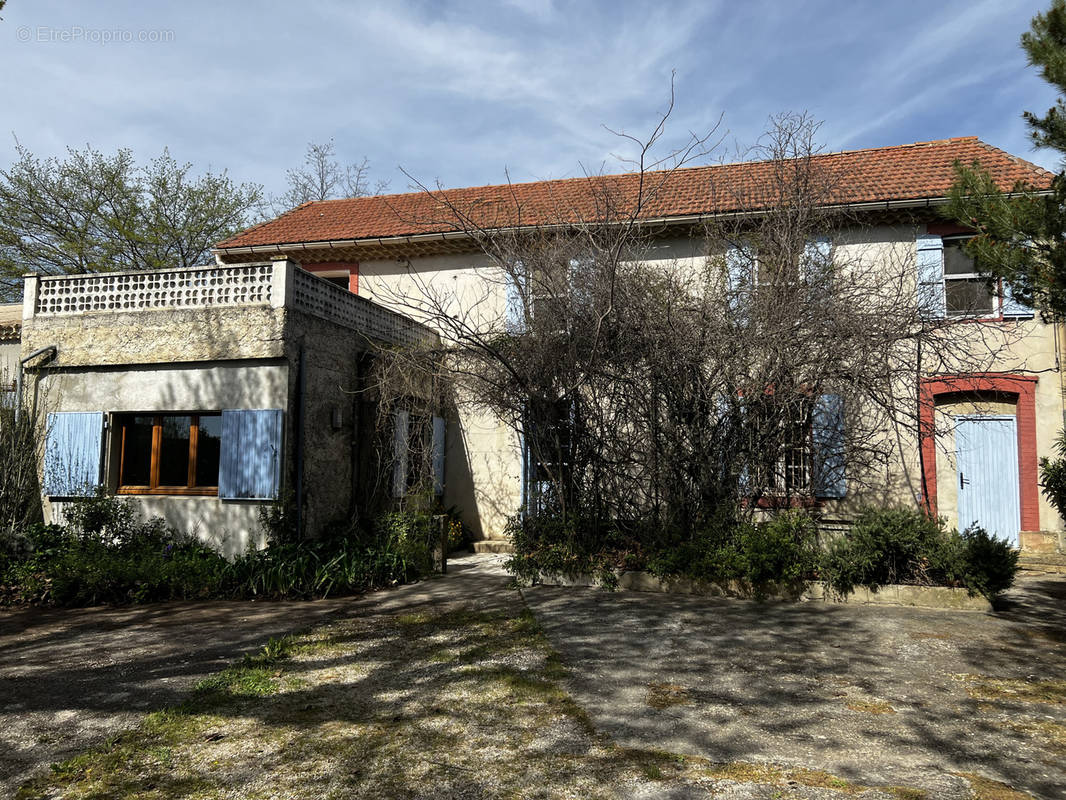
[[0, 0, 1061, 202]]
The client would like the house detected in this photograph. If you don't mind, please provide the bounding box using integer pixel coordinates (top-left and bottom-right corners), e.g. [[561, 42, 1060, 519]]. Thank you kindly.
[[210, 137, 1065, 555], [18, 260, 437, 556], [0, 303, 20, 406]]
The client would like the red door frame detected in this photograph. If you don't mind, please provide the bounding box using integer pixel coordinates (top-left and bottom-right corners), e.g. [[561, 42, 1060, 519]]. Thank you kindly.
[[918, 373, 1040, 531]]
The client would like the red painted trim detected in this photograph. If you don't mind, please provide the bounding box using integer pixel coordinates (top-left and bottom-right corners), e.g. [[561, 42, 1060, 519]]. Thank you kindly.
[[302, 261, 359, 294], [918, 373, 1040, 531]]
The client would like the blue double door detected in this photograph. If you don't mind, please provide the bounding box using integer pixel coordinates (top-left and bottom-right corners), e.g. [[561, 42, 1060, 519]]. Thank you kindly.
[[954, 415, 1020, 546]]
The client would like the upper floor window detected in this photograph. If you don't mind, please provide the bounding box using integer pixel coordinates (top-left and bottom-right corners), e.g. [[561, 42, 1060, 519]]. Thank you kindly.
[[943, 236, 997, 317], [917, 232, 1033, 321]]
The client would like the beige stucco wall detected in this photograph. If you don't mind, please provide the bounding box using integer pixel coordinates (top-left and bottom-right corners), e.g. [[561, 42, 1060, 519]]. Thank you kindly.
[[359, 253, 522, 539], [37, 361, 290, 558], [356, 222, 1066, 539], [0, 339, 18, 389]]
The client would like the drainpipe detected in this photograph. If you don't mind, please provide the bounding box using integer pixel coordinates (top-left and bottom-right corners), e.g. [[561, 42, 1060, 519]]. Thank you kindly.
[[294, 343, 307, 537], [14, 345, 57, 424]]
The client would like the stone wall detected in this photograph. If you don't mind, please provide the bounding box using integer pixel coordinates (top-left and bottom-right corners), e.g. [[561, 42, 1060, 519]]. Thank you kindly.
[[20, 305, 286, 368], [283, 308, 376, 537]]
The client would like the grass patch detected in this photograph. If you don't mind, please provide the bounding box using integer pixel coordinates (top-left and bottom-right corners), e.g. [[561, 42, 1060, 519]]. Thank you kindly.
[[645, 682, 691, 709], [1005, 719, 1066, 754], [845, 698, 897, 714], [959, 675, 1066, 706], [954, 772, 1036, 800]]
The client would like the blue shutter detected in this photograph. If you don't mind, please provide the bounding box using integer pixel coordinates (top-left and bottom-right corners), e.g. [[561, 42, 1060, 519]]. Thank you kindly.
[[726, 242, 754, 321], [737, 397, 750, 495], [812, 394, 846, 498], [505, 263, 527, 334], [1002, 281, 1034, 319], [218, 409, 282, 500], [431, 415, 446, 495], [392, 409, 409, 498], [43, 412, 104, 497], [916, 234, 945, 320]]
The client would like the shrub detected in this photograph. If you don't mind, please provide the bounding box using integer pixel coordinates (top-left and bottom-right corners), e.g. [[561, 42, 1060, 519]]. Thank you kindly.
[[821, 508, 1019, 600], [509, 507, 819, 589], [820, 507, 947, 594], [738, 511, 819, 585], [1, 493, 439, 606], [0, 408, 43, 544], [1, 495, 230, 606], [955, 526, 1019, 600], [225, 508, 436, 600], [1040, 428, 1066, 522]]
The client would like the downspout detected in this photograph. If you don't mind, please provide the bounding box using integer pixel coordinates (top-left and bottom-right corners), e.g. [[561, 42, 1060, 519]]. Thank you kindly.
[[295, 343, 307, 536], [916, 335, 927, 514], [14, 345, 57, 424]]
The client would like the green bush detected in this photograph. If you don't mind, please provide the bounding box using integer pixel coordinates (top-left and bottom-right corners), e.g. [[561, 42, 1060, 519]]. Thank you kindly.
[[0, 493, 439, 606], [738, 511, 819, 585], [1, 495, 229, 606], [955, 526, 1020, 599], [510, 507, 818, 589], [507, 514, 608, 583], [820, 507, 1019, 600], [1040, 428, 1066, 522]]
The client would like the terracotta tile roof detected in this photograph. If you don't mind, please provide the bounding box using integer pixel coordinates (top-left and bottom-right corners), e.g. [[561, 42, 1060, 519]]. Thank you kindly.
[[216, 137, 1054, 251]]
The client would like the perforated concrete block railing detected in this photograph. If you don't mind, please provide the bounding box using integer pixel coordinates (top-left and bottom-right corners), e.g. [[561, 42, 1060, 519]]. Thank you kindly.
[[290, 266, 433, 347], [23, 261, 434, 348], [29, 264, 276, 317]]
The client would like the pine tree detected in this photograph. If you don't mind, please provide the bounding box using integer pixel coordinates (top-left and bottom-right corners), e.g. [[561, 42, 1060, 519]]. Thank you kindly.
[[945, 0, 1066, 319]]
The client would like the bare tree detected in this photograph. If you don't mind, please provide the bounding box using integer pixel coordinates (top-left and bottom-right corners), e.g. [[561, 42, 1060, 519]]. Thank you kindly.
[[275, 139, 386, 213], [364, 108, 1023, 545]]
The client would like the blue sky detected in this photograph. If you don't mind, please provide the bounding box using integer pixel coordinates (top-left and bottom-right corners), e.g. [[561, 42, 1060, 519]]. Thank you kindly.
[[0, 0, 1060, 200]]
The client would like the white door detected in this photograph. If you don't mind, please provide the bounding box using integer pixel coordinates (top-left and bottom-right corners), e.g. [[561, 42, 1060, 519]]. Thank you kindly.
[[954, 415, 1020, 545]]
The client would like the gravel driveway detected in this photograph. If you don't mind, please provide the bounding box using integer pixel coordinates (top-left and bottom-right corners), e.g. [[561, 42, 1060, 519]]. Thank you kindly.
[[523, 573, 1066, 799]]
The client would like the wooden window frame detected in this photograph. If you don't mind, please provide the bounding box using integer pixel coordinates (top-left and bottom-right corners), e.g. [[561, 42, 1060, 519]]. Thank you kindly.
[[117, 413, 219, 496], [942, 235, 1001, 319]]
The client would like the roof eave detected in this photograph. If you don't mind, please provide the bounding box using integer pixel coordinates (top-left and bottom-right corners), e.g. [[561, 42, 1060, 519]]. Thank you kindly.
[[212, 190, 1051, 257]]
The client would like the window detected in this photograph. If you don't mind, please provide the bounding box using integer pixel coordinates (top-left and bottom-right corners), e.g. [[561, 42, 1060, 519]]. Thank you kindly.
[[322, 275, 349, 290], [943, 236, 997, 317], [391, 409, 445, 497], [747, 405, 812, 494], [523, 397, 574, 514], [740, 393, 846, 500], [117, 413, 222, 495]]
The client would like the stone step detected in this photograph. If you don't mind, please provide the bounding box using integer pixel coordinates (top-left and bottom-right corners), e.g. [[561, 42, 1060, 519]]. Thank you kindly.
[[1018, 553, 1066, 574], [472, 539, 515, 555]]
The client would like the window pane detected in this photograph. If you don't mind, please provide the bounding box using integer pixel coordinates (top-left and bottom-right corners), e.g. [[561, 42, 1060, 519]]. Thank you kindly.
[[121, 416, 155, 486], [944, 241, 977, 275], [158, 415, 191, 486], [323, 275, 348, 290], [946, 278, 995, 316], [195, 415, 222, 487]]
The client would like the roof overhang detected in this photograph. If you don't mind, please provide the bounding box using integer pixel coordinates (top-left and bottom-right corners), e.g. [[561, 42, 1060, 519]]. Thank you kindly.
[[213, 190, 1050, 263]]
